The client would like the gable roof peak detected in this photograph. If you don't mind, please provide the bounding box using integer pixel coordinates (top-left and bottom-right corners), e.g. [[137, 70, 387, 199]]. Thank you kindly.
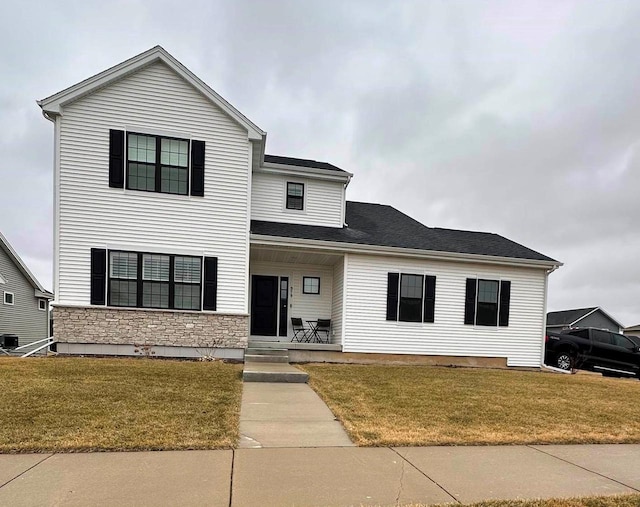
[[0, 231, 53, 298], [38, 45, 265, 141]]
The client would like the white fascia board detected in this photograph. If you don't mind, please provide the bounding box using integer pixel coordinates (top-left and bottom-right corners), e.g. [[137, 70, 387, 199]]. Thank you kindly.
[[0, 232, 51, 294], [35, 289, 54, 299], [569, 307, 600, 326], [250, 234, 563, 270], [37, 46, 265, 141], [258, 163, 352, 182], [571, 307, 624, 329]]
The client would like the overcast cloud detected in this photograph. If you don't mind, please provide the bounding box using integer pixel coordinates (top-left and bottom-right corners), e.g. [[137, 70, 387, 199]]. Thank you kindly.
[[1, 0, 638, 325]]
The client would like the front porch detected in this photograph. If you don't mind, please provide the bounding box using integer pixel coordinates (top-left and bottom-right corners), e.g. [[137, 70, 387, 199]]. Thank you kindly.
[[249, 245, 345, 349]]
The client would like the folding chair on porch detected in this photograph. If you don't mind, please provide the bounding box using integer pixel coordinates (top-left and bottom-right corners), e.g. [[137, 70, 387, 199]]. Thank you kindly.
[[291, 318, 309, 343], [315, 319, 331, 344]]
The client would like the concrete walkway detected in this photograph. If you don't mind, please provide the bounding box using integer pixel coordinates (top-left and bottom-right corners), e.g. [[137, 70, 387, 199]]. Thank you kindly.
[[1, 445, 639, 506], [238, 382, 354, 448]]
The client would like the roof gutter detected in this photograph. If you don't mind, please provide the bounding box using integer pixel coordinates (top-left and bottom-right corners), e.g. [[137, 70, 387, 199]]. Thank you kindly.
[[250, 234, 563, 270], [259, 163, 352, 182]]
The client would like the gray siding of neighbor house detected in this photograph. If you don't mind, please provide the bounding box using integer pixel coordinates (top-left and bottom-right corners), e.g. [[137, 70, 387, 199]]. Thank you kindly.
[[577, 311, 621, 333], [0, 247, 48, 348]]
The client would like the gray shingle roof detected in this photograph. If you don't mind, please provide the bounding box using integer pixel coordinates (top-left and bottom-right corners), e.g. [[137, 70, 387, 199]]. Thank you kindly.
[[251, 201, 557, 263], [264, 155, 348, 173], [546, 307, 598, 327]]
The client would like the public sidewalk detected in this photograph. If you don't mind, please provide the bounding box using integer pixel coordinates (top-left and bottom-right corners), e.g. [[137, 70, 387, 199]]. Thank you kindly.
[[1, 444, 639, 506]]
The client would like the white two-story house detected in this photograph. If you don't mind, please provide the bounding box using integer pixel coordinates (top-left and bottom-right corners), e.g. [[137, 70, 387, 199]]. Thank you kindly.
[[39, 46, 560, 367]]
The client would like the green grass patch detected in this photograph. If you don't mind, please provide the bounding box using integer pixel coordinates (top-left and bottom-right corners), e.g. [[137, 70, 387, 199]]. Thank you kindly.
[[0, 357, 242, 453], [301, 364, 640, 446]]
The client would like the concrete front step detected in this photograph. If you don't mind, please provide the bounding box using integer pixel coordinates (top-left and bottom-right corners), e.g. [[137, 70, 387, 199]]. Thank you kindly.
[[245, 348, 289, 356], [244, 354, 289, 363], [242, 361, 309, 383]]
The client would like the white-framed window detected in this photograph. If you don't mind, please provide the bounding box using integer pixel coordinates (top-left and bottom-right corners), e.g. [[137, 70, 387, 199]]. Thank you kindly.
[[39, 299, 47, 311], [127, 133, 190, 195], [386, 272, 437, 323], [286, 182, 304, 210], [4, 291, 14, 305], [464, 277, 511, 327], [303, 276, 320, 295], [108, 250, 202, 310]]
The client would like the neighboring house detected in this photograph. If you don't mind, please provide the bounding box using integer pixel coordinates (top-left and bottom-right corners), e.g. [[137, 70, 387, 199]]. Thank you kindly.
[[0, 232, 53, 349], [38, 46, 561, 367], [546, 307, 623, 334], [623, 324, 640, 337]]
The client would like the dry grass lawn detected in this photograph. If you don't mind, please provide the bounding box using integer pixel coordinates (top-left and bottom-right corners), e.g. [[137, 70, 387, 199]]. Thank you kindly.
[[403, 494, 640, 507], [0, 357, 242, 453], [301, 364, 640, 446]]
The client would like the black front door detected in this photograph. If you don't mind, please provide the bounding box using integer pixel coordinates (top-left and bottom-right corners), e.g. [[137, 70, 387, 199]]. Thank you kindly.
[[251, 275, 279, 336]]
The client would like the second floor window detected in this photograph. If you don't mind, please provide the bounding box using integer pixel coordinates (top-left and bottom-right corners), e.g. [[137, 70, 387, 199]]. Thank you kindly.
[[286, 182, 304, 210], [127, 133, 189, 195]]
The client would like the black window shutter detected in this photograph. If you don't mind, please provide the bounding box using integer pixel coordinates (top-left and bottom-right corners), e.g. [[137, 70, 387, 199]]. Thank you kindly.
[[499, 280, 511, 327], [109, 129, 125, 188], [203, 257, 218, 311], [191, 140, 205, 197], [423, 275, 436, 323], [386, 273, 399, 321], [464, 278, 477, 325], [90, 248, 107, 305]]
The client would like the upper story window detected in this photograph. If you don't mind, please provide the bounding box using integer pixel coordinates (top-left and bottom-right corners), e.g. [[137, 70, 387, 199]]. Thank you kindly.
[[108, 130, 205, 197], [39, 299, 47, 311], [127, 134, 189, 195], [286, 182, 304, 210], [464, 278, 511, 327]]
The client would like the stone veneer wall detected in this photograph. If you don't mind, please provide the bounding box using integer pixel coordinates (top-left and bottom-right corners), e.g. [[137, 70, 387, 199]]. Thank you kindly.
[[53, 306, 248, 349]]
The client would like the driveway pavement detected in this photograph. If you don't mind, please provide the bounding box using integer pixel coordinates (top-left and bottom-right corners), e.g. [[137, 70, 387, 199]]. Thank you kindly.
[[1, 445, 639, 506]]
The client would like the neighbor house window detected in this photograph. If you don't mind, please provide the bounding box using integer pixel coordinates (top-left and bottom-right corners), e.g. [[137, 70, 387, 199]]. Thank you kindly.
[[286, 182, 304, 210], [303, 276, 320, 294], [464, 278, 511, 327], [127, 133, 189, 195], [108, 251, 202, 310], [4, 292, 14, 305], [38, 300, 47, 311], [386, 273, 436, 323]]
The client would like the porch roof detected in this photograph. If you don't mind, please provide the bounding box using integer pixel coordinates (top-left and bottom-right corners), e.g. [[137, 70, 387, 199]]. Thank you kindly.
[[251, 201, 558, 264]]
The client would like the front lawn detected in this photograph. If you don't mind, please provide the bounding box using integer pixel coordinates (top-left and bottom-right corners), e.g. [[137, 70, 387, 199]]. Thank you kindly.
[[0, 357, 242, 453], [301, 364, 640, 446]]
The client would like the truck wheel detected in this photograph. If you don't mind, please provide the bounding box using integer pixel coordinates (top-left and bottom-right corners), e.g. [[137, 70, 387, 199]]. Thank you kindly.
[[556, 352, 574, 371]]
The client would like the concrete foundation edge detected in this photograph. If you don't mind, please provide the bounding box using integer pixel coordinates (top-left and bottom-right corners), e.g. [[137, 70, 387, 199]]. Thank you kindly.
[[55, 342, 244, 360], [288, 350, 509, 368]]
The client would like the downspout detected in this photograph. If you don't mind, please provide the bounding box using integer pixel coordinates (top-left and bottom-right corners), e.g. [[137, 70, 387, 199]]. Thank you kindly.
[[343, 175, 352, 227]]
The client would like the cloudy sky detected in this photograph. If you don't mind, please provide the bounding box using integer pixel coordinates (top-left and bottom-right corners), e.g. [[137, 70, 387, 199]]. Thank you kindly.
[[1, 0, 638, 326]]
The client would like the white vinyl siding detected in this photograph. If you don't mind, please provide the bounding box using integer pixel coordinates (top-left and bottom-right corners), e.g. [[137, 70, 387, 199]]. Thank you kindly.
[[250, 261, 333, 339], [251, 172, 344, 227], [331, 257, 345, 345], [57, 62, 251, 313], [343, 253, 547, 367]]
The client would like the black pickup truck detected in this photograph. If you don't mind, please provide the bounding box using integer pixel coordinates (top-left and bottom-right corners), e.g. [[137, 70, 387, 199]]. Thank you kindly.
[[544, 327, 640, 378]]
